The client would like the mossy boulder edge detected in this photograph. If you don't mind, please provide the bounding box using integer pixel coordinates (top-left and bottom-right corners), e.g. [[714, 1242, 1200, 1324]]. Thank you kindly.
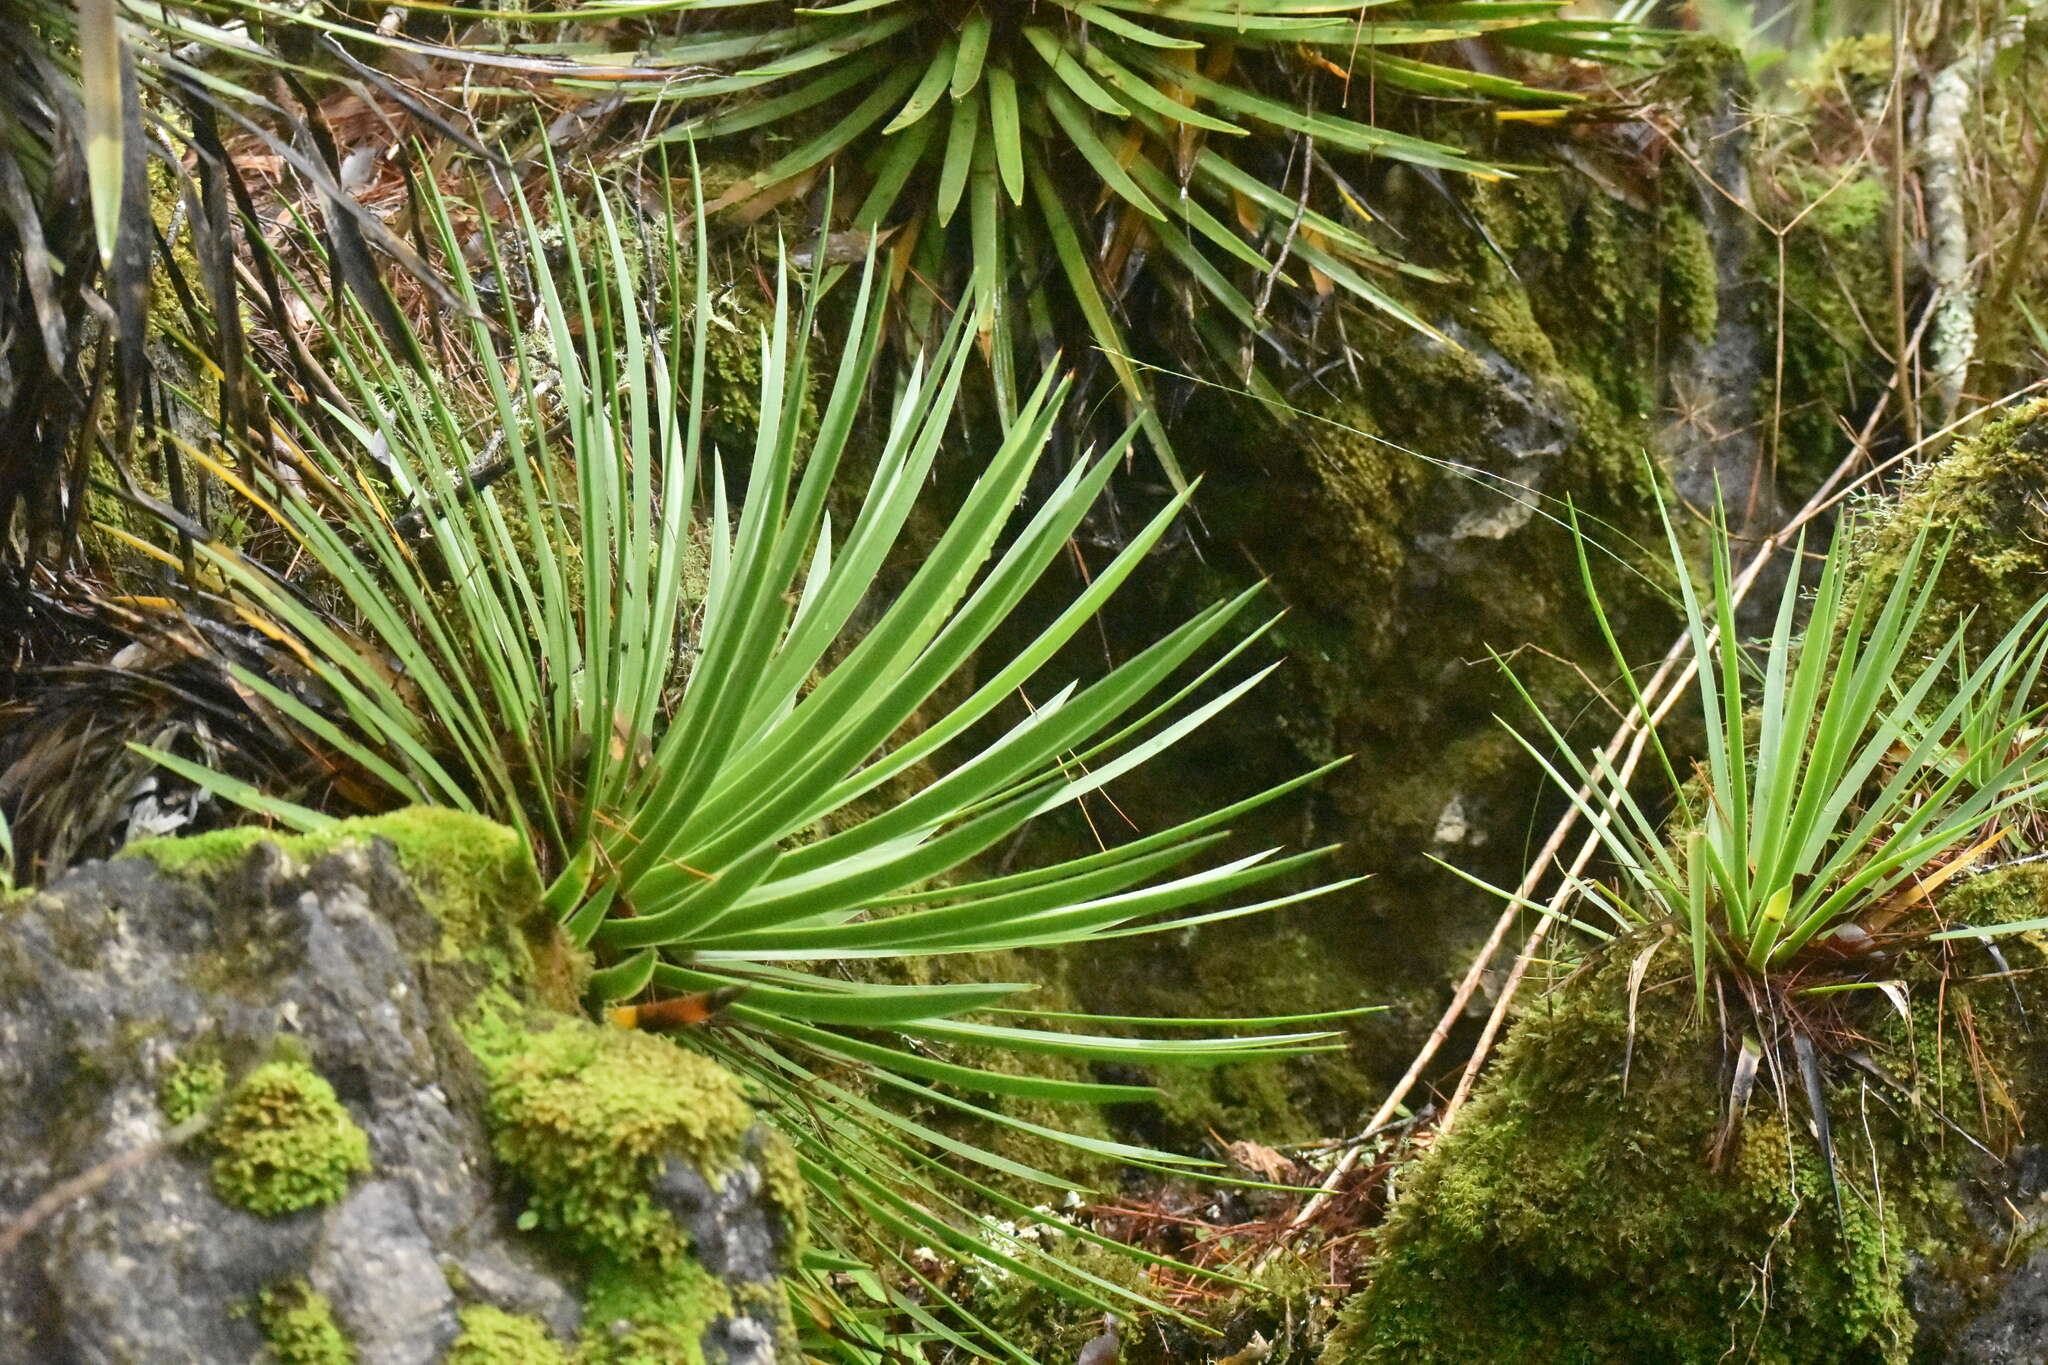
[[0, 810, 801, 1364]]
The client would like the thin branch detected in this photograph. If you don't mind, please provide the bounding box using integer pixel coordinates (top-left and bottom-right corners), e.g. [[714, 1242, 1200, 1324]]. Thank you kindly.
[[0, 1111, 211, 1263]]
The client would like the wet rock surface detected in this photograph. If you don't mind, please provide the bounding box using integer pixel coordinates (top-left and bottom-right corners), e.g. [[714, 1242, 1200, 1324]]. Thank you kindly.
[[0, 832, 793, 1365]]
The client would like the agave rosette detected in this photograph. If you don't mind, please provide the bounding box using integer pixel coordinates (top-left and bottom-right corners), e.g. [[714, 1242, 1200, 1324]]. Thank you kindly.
[[1457, 506, 2048, 1002], [135, 167, 1362, 1345], [611, 0, 1640, 481]]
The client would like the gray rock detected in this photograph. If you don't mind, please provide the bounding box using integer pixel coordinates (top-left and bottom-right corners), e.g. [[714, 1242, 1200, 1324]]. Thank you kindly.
[[0, 830, 795, 1364], [1910, 1146, 2048, 1364]]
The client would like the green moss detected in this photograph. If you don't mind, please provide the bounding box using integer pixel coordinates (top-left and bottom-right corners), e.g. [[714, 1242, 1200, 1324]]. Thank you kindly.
[[1766, 168, 1894, 483], [444, 1306, 571, 1365], [1649, 34, 1752, 111], [128, 809, 530, 947], [253, 1280, 356, 1365], [159, 1052, 228, 1127], [1329, 675, 2048, 1359], [1323, 847, 2048, 1365], [454, 996, 799, 1363], [574, 1257, 726, 1365], [1660, 206, 1720, 343], [1855, 397, 2048, 654], [1322, 946, 1902, 1363], [465, 1012, 757, 1267], [124, 823, 283, 881], [121, 814, 790, 1358], [210, 1061, 370, 1216], [753, 1125, 808, 1260], [1802, 34, 1899, 97]]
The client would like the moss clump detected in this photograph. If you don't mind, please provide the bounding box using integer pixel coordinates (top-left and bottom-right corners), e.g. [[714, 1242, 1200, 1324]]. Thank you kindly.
[[457, 1003, 796, 1363], [1323, 848, 2048, 1365], [466, 1012, 757, 1267], [253, 1280, 355, 1365], [1660, 206, 1720, 343], [1856, 397, 2048, 655], [1649, 33, 1751, 111], [444, 1305, 571, 1364], [210, 1061, 370, 1216], [1321, 943, 1912, 1364], [158, 1052, 228, 1127], [575, 1258, 728, 1365]]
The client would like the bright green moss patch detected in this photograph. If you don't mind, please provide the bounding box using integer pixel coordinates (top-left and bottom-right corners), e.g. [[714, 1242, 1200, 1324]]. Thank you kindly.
[[253, 1280, 356, 1365], [457, 1005, 785, 1363], [467, 1012, 756, 1267], [158, 1052, 228, 1127], [126, 823, 282, 881], [210, 1061, 370, 1216], [127, 809, 534, 948], [445, 1305, 570, 1365]]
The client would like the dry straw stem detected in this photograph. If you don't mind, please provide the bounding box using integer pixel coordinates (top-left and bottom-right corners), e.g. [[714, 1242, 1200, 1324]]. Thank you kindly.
[[1268, 362, 2048, 1260], [0, 1111, 211, 1263]]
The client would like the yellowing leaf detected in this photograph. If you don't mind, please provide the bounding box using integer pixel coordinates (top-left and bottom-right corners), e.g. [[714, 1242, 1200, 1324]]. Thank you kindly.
[[78, 0, 128, 267]]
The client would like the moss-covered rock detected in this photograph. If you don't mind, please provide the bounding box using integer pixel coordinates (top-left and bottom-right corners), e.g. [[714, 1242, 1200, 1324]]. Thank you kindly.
[[125, 808, 563, 1003], [1768, 168, 1897, 480], [1856, 397, 2048, 652], [458, 1002, 802, 1363], [467, 1012, 757, 1265], [1321, 943, 1912, 1363], [576, 1257, 730, 1365], [1321, 871, 2048, 1363], [3, 814, 798, 1363], [1055, 104, 1715, 1143]]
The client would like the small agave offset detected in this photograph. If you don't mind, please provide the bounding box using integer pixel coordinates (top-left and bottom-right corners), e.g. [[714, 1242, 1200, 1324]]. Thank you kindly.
[[1464, 504, 2048, 1001], [139, 169, 1361, 1347], [623, 0, 1641, 480]]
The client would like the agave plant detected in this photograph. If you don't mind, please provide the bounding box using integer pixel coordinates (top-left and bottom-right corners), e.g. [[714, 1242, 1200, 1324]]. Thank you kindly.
[[134, 166, 1354, 1345], [613, 0, 1642, 482], [1460, 506, 2048, 1003]]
